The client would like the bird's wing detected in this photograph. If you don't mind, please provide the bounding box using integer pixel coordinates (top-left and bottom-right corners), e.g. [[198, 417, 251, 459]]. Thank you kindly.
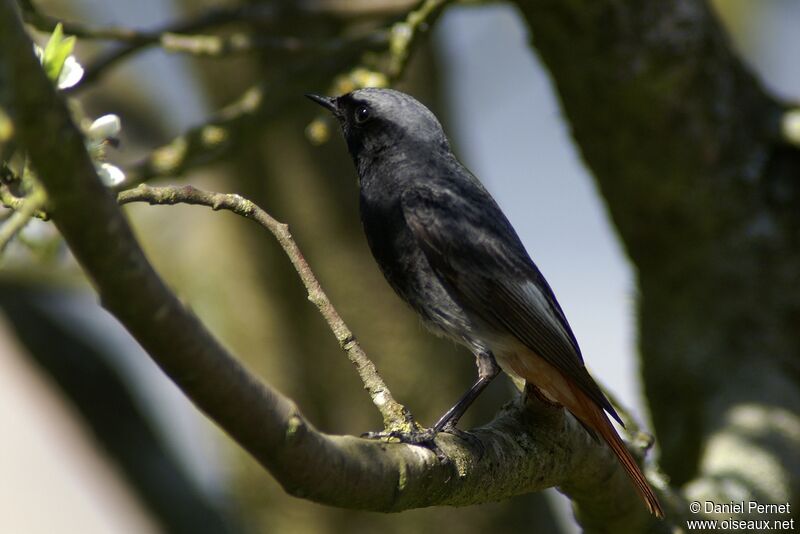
[[401, 181, 621, 423]]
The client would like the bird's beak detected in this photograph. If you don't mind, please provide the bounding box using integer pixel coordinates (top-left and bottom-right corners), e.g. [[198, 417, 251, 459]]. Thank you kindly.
[[305, 93, 339, 115]]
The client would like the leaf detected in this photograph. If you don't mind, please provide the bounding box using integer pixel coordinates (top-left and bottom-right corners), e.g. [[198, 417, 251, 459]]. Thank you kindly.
[[42, 23, 76, 83]]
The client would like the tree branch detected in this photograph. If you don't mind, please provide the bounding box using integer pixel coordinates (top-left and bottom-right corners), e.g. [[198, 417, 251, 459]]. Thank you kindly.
[[23, 3, 387, 61], [117, 183, 413, 432], [385, 0, 452, 80], [0, 184, 44, 251], [119, 35, 383, 186], [28, 4, 282, 87], [156, 31, 388, 58], [99, 0, 443, 186], [0, 2, 668, 528]]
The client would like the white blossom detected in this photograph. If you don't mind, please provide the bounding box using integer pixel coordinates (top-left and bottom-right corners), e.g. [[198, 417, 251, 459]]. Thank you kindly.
[[33, 42, 84, 90], [96, 162, 125, 186], [57, 56, 84, 89], [88, 114, 122, 141]]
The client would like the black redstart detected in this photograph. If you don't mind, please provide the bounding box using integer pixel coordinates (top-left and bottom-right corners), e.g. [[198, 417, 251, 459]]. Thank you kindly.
[[307, 88, 663, 517]]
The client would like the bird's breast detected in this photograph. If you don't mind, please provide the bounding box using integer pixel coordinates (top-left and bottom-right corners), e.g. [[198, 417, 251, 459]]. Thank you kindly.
[[358, 190, 481, 349]]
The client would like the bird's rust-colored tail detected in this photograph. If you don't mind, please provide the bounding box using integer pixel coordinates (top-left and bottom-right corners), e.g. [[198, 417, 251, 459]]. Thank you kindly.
[[569, 381, 665, 518], [506, 351, 664, 518]]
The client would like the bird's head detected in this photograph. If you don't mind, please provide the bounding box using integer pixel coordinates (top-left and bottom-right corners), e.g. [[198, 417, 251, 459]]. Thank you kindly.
[[306, 88, 449, 162]]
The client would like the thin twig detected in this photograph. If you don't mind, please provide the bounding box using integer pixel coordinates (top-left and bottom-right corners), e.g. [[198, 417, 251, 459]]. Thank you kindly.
[[0, 183, 48, 219], [66, 5, 280, 87], [158, 30, 388, 58], [120, 2, 444, 185], [117, 183, 414, 432], [20, 1, 277, 44], [385, 0, 453, 80], [0, 186, 45, 253], [118, 34, 376, 186], [23, 12, 165, 42], [325, 0, 453, 94], [119, 85, 264, 186]]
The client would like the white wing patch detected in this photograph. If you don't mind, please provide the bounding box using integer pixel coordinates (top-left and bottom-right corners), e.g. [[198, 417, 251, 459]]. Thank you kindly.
[[519, 280, 574, 343]]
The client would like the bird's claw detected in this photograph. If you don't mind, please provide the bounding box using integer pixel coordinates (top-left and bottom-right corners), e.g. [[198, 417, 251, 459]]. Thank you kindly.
[[362, 424, 486, 461], [361, 427, 438, 446], [363, 426, 446, 460]]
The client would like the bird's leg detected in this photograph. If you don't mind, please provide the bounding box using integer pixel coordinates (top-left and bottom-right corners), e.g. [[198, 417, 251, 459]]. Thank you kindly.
[[432, 350, 500, 433], [362, 351, 499, 450]]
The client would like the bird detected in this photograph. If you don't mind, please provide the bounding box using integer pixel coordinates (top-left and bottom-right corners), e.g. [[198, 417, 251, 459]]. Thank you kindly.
[[307, 88, 663, 518]]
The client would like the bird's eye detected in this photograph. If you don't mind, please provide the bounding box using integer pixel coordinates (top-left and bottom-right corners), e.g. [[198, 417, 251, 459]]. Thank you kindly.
[[354, 105, 371, 124]]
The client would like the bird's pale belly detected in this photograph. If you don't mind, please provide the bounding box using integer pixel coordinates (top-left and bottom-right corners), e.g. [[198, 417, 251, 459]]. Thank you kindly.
[[492, 345, 571, 406]]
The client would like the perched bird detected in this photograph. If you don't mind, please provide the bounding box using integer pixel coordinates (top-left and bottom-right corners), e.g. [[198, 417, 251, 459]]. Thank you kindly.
[[307, 88, 663, 518]]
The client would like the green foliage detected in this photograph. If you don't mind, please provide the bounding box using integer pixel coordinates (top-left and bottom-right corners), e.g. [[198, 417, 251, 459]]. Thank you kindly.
[[41, 23, 76, 83]]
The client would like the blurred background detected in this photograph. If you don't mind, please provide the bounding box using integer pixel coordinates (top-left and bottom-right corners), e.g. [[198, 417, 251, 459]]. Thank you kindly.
[[1, 0, 798, 532]]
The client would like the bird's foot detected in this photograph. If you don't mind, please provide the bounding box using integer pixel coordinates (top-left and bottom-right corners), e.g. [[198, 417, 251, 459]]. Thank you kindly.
[[362, 424, 485, 461], [361, 426, 438, 446], [362, 426, 447, 460]]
